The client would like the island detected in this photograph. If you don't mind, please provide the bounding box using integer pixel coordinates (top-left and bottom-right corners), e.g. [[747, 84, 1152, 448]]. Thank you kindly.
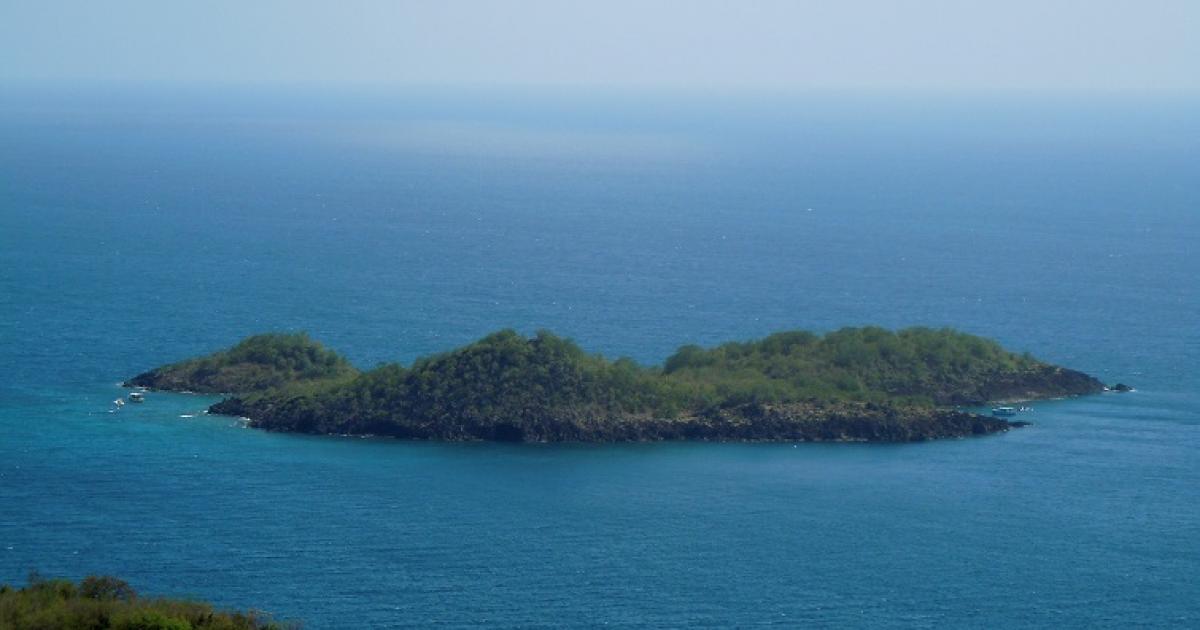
[[125, 327, 1109, 443]]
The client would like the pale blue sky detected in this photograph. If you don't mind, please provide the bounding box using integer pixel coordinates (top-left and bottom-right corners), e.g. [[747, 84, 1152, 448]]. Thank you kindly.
[[2, 0, 1197, 92]]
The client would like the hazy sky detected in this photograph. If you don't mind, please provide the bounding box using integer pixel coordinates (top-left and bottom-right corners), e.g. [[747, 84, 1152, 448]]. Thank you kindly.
[[2, 0, 1197, 92]]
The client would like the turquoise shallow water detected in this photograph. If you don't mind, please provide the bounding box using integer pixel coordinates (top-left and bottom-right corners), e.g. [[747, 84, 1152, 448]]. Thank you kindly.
[[1, 88, 1198, 627]]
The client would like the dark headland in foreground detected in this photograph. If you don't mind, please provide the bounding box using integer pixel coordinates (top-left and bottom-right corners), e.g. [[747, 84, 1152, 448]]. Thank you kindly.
[[126, 327, 1110, 443]]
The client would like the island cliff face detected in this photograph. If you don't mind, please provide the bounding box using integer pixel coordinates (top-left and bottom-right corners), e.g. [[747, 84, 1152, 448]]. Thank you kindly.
[[209, 397, 1017, 442], [130, 327, 1107, 443]]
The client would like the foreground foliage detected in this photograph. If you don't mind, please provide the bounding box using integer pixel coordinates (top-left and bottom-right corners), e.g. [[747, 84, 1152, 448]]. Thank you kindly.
[[0, 575, 293, 630], [160, 326, 1105, 442]]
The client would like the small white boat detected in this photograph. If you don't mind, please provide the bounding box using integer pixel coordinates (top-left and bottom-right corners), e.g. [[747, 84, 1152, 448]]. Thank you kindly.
[[991, 406, 1016, 417], [112, 399, 125, 408], [128, 392, 145, 403]]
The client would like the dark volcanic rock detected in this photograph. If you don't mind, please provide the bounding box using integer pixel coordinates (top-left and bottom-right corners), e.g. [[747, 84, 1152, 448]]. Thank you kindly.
[[929, 366, 1107, 405], [209, 397, 1018, 443]]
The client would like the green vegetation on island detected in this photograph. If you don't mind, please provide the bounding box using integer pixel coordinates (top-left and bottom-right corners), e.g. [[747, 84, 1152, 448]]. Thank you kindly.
[[132, 327, 1107, 442], [0, 574, 292, 630], [125, 333, 357, 394]]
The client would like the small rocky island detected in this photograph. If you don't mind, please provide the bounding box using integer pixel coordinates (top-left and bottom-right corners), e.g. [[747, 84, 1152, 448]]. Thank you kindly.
[[126, 327, 1109, 443]]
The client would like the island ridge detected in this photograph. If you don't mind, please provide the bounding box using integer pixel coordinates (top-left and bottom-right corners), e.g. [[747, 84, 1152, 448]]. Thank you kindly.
[[126, 327, 1109, 443]]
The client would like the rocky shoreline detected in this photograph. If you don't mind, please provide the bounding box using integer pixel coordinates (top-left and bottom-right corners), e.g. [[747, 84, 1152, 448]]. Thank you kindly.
[[206, 385, 1052, 444]]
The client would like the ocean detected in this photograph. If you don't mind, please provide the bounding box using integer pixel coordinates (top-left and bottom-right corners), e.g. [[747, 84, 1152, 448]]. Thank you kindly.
[[1, 85, 1197, 627]]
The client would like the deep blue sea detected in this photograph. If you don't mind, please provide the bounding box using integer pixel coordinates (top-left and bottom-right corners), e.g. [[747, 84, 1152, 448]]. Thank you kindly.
[[1, 86, 1197, 628]]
